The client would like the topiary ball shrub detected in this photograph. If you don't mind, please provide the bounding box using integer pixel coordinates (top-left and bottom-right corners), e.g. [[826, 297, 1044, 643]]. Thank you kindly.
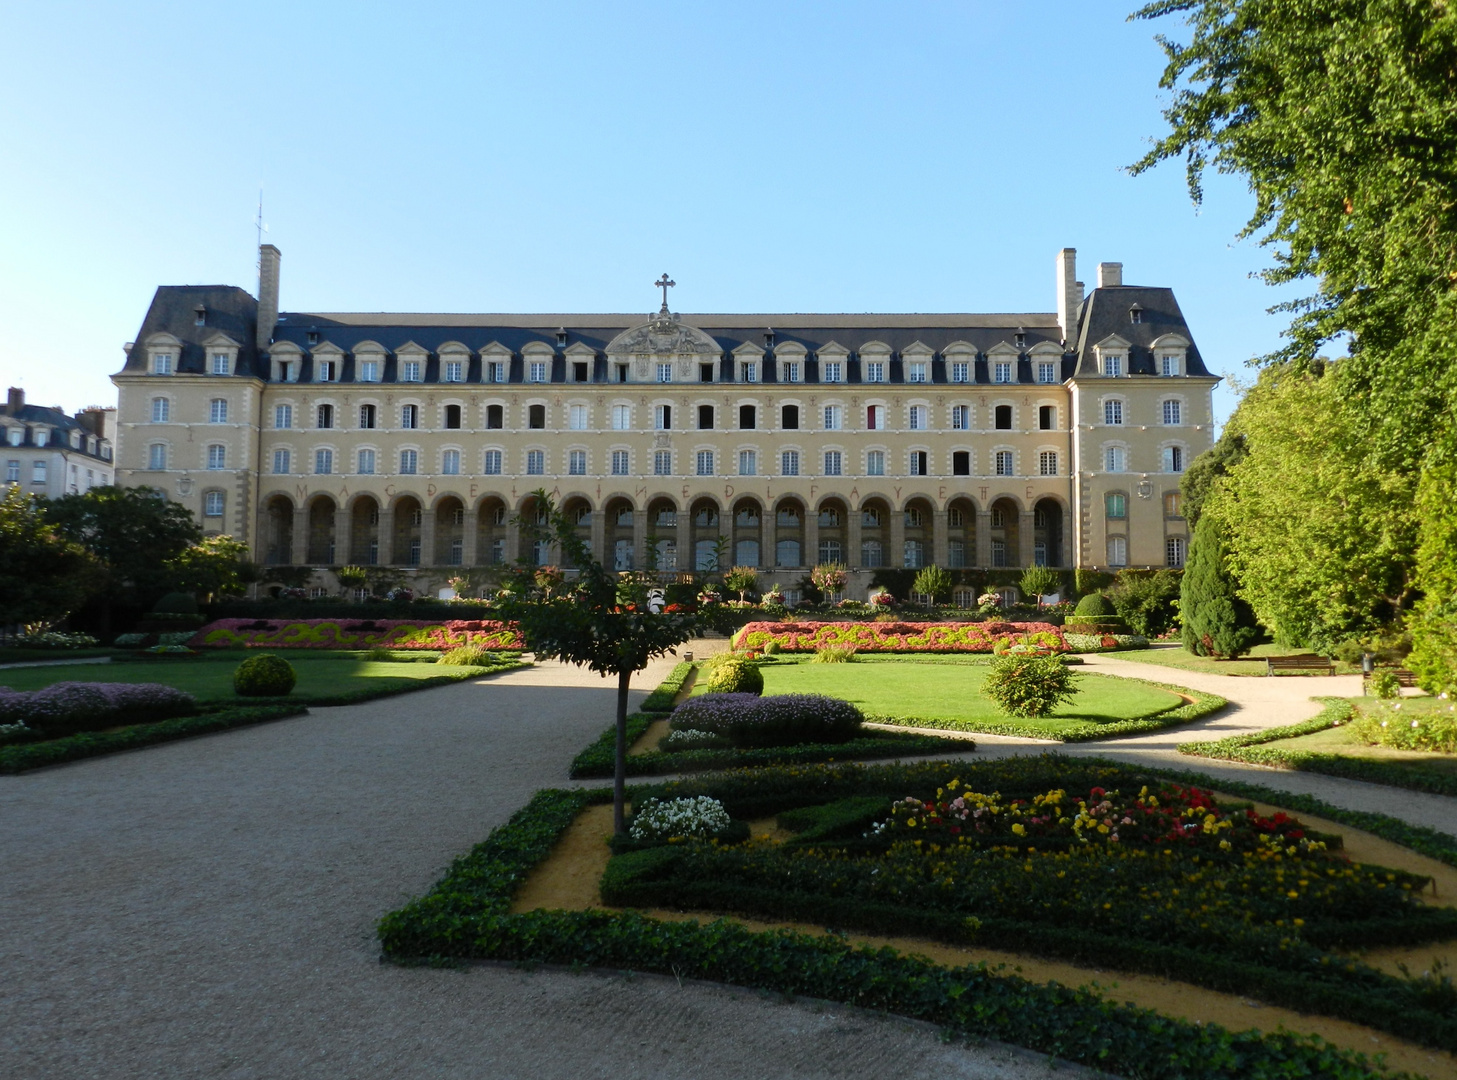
[[762, 641, 782, 656], [1074, 593, 1114, 617], [703, 656, 764, 695], [670, 692, 862, 748], [152, 592, 199, 615], [233, 653, 297, 697], [981, 654, 1079, 718], [436, 645, 494, 666]]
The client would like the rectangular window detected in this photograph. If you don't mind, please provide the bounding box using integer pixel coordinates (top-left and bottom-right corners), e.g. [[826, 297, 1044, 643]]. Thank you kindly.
[[865, 361, 885, 383], [152, 353, 172, 375], [654, 404, 672, 430], [866, 405, 881, 430], [4, 460, 17, 482], [151, 398, 170, 423], [951, 404, 969, 430], [657, 362, 673, 383], [821, 361, 842, 383], [211, 353, 230, 375], [358, 448, 375, 474], [700, 362, 715, 383], [1108, 535, 1128, 566], [1104, 400, 1123, 425], [208, 399, 228, 423], [567, 404, 587, 430], [1039, 450, 1058, 476], [207, 445, 226, 470], [1039, 405, 1056, 430], [952, 450, 970, 476], [1037, 361, 1057, 384], [444, 360, 463, 382], [353, 404, 373, 430], [486, 404, 503, 429], [401, 360, 421, 382], [654, 449, 672, 475], [1105, 446, 1126, 472], [204, 491, 224, 516], [611, 449, 630, 475], [274, 404, 293, 429], [442, 449, 461, 475], [316, 403, 334, 429], [697, 404, 714, 430], [1106, 492, 1127, 519], [951, 361, 969, 383], [909, 450, 928, 476], [271, 448, 289, 474], [400, 449, 418, 475], [907, 361, 927, 383], [526, 450, 545, 475], [315, 448, 333, 475], [611, 404, 631, 430], [359, 360, 380, 382], [696, 450, 714, 476], [1163, 445, 1185, 473], [866, 450, 885, 476], [529, 361, 547, 383], [908, 405, 927, 430], [994, 361, 1012, 383], [32, 461, 46, 483], [782, 361, 800, 383], [818, 540, 842, 565], [316, 360, 336, 382], [1105, 354, 1124, 377], [823, 405, 842, 430], [1167, 536, 1187, 568], [569, 449, 587, 475], [1163, 399, 1182, 425], [781, 404, 799, 430], [1165, 491, 1183, 518], [741, 361, 757, 383], [823, 450, 842, 476], [488, 361, 506, 383], [738, 449, 756, 476], [401, 404, 418, 429], [995, 450, 1013, 476], [1161, 355, 1180, 377], [781, 449, 800, 476], [484, 449, 502, 475]]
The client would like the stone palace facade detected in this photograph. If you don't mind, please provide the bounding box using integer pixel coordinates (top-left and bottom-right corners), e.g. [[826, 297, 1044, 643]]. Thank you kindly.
[[111, 246, 1217, 598]]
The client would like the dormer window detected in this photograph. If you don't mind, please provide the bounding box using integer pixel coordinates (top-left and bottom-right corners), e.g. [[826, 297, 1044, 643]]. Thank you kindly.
[[1104, 354, 1124, 377], [443, 360, 463, 382], [210, 352, 230, 375], [1130, 304, 1144, 325], [194, 305, 206, 327], [152, 353, 173, 375], [307, 329, 319, 345], [1159, 353, 1182, 377], [993, 361, 1013, 384], [907, 361, 927, 383], [1014, 330, 1026, 349], [316, 360, 337, 382], [556, 328, 568, 348], [401, 360, 422, 382], [741, 361, 757, 383], [34, 429, 48, 447], [764, 330, 775, 347], [529, 361, 547, 383], [358, 359, 380, 382], [821, 361, 842, 383]]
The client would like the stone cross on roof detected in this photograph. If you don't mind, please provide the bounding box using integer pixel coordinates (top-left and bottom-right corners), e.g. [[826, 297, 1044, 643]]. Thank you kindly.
[[655, 273, 675, 313]]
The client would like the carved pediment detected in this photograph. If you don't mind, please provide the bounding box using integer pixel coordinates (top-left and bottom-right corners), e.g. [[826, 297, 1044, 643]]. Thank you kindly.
[[606, 312, 721, 358]]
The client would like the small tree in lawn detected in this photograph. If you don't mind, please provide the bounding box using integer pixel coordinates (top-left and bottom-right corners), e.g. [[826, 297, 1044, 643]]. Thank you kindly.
[[723, 565, 759, 603], [1181, 512, 1260, 658], [494, 490, 710, 835], [1019, 566, 1060, 610], [912, 565, 953, 607], [811, 562, 848, 601]]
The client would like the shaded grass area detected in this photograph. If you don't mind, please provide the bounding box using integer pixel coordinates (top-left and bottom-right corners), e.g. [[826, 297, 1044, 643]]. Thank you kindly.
[[0, 647, 120, 665], [377, 761, 1436, 1080], [0, 652, 528, 706], [1180, 699, 1457, 797], [1113, 642, 1356, 677]]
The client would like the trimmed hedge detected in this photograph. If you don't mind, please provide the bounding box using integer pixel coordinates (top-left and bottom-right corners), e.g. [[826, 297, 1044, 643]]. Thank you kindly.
[[378, 775, 1424, 1079], [0, 704, 307, 773], [640, 661, 694, 712], [1179, 700, 1457, 798], [733, 621, 1067, 654], [192, 618, 523, 651], [870, 682, 1227, 741]]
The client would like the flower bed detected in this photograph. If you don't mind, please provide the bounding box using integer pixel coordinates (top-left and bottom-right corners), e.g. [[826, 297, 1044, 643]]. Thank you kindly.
[[0, 681, 197, 740], [733, 620, 1065, 654], [190, 618, 523, 651]]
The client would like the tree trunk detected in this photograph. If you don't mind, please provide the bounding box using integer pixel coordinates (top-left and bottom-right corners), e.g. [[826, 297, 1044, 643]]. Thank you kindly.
[[613, 666, 632, 835]]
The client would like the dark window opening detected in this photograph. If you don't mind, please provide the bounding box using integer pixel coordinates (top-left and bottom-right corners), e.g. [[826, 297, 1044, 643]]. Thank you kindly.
[[616, 363, 628, 383], [486, 404, 503, 430], [359, 404, 376, 429], [995, 405, 1013, 430], [444, 404, 462, 429], [698, 404, 714, 430], [316, 404, 333, 429], [781, 404, 799, 430], [1039, 405, 1056, 430], [528, 404, 546, 429], [910, 451, 928, 475], [739, 404, 756, 430], [1014, 331, 1026, 349], [573, 361, 589, 382], [699, 363, 714, 383], [952, 451, 970, 476]]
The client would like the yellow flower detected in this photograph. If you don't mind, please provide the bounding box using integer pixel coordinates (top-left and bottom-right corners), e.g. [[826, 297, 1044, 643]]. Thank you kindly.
[[1011, 823, 1026, 836]]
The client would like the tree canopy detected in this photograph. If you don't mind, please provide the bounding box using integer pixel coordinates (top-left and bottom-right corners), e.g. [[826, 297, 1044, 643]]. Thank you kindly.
[[0, 486, 103, 626], [43, 486, 201, 596]]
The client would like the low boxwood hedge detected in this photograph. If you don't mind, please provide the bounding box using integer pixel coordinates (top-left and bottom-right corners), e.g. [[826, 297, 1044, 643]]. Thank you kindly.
[[869, 682, 1226, 741], [639, 661, 694, 712], [378, 766, 1432, 1079], [1179, 699, 1457, 798]]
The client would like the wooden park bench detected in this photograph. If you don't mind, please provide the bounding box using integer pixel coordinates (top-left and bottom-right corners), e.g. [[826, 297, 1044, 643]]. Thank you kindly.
[[1266, 654, 1336, 676], [1362, 667, 1418, 692]]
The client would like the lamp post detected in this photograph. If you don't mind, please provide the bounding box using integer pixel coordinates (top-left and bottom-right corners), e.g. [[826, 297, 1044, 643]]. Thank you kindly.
[[1361, 652, 1374, 694]]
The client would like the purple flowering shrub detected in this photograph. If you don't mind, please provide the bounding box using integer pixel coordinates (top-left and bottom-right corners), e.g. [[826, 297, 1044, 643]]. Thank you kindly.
[[0, 682, 197, 739], [669, 692, 863, 749]]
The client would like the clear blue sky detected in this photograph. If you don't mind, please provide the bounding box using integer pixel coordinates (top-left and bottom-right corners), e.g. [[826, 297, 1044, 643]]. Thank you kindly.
[[0, 1, 1295, 424]]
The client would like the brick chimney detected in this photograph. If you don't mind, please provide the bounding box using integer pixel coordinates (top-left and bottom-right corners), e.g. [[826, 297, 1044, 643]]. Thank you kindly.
[[257, 244, 282, 349], [6, 387, 23, 415], [1055, 248, 1083, 346], [77, 407, 110, 439], [1097, 262, 1123, 288]]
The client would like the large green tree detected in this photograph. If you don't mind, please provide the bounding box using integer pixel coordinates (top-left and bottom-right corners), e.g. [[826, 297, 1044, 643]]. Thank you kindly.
[[1179, 513, 1258, 658], [0, 485, 103, 626], [43, 486, 202, 597]]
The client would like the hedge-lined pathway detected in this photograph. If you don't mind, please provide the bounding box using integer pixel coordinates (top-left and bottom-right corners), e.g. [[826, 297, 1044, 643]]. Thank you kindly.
[[0, 655, 1096, 1080]]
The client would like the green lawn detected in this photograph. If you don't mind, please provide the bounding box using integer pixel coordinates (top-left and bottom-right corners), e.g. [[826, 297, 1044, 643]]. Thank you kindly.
[[0, 652, 505, 704], [1111, 642, 1356, 677], [694, 657, 1185, 738]]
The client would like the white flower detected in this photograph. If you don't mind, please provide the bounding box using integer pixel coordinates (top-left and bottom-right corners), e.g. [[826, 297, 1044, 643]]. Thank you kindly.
[[629, 796, 732, 842]]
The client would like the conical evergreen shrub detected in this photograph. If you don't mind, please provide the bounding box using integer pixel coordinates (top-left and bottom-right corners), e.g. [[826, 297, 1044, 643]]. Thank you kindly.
[[1180, 514, 1260, 658]]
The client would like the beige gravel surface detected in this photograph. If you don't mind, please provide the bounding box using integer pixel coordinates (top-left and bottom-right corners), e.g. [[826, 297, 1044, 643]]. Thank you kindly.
[[1, 654, 1100, 1080]]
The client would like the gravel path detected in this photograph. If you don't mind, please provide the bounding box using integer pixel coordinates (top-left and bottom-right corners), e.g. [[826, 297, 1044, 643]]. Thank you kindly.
[[0, 655, 1098, 1080]]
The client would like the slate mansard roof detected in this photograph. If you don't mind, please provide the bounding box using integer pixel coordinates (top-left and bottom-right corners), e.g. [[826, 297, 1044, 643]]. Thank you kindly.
[[119, 283, 1211, 384]]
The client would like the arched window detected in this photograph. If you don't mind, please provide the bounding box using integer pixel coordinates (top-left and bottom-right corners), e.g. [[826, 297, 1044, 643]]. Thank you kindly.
[[203, 491, 224, 517], [208, 399, 228, 423], [444, 404, 462, 429], [442, 449, 461, 475], [151, 397, 169, 423], [1104, 399, 1124, 425], [317, 404, 334, 429], [1105, 446, 1126, 472], [148, 443, 167, 470], [206, 445, 226, 470], [1162, 399, 1182, 425]]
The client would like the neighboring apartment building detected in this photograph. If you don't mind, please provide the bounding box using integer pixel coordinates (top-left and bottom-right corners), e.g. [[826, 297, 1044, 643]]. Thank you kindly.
[[111, 245, 1216, 598], [1, 388, 115, 499]]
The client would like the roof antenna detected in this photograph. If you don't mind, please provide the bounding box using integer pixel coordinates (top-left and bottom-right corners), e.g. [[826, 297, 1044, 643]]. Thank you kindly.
[[255, 187, 268, 252]]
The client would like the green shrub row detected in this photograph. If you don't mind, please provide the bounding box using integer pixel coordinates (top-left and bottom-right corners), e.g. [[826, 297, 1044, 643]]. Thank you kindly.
[[0, 704, 307, 773], [868, 684, 1227, 742], [639, 661, 694, 712], [377, 779, 1419, 1080], [234, 660, 531, 708], [1178, 700, 1457, 798]]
